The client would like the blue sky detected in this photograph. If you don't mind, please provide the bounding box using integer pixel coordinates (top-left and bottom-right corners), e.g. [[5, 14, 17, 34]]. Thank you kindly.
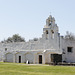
[[0, 0, 75, 41]]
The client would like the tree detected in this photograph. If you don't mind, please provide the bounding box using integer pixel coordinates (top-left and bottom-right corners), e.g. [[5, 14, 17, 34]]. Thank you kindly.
[[2, 34, 25, 43], [65, 31, 75, 40], [33, 38, 38, 41], [6, 37, 13, 43], [12, 34, 25, 42]]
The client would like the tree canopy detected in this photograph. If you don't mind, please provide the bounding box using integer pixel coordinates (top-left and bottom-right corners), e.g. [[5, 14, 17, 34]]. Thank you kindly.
[[1, 34, 25, 43], [65, 31, 75, 40]]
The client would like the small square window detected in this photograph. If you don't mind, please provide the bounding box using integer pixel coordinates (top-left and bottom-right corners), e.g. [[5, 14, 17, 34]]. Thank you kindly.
[[5, 48, 7, 51], [67, 47, 73, 53]]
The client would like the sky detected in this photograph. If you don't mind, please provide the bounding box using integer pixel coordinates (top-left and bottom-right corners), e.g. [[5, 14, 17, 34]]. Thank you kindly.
[[0, 0, 75, 41]]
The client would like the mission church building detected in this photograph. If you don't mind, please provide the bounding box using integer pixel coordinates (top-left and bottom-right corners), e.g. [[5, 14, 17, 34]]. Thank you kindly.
[[0, 15, 75, 64]]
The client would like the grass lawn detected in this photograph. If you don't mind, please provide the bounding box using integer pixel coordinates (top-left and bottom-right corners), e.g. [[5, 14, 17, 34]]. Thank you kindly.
[[0, 62, 75, 75]]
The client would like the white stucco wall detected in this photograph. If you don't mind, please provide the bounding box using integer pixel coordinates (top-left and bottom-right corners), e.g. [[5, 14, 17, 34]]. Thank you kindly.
[[6, 53, 13, 62], [62, 39, 75, 63]]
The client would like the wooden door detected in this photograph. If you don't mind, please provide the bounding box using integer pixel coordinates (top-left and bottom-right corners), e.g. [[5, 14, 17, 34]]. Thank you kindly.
[[39, 55, 42, 64], [19, 56, 21, 63]]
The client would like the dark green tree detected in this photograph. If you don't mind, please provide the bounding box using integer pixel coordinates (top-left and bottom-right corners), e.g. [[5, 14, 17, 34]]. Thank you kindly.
[[12, 34, 25, 42], [2, 34, 25, 43]]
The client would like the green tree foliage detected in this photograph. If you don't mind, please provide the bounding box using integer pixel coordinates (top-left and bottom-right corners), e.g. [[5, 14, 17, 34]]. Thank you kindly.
[[2, 34, 25, 43], [12, 34, 25, 42], [33, 38, 38, 41]]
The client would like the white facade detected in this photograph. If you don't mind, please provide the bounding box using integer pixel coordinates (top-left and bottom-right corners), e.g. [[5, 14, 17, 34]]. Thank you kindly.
[[0, 15, 75, 64]]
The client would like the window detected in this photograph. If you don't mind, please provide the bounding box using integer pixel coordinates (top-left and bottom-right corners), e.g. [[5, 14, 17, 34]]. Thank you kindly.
[[49, 23, 51, 26], [5, 48, 7, 51], [51, 30, 54, 39], [46, 30, 48, 34], [46, 30, 48, 39], [67, 47, 73, 53]]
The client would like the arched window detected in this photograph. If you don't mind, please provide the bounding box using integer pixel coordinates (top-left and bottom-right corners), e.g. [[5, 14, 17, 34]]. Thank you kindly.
[[46, 30, 48, 34], [46, 30, 48, 39], [51, 30, 54, 39]]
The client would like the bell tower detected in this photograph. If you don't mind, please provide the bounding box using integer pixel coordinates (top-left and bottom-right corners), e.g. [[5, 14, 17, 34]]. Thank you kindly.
[[43, 15, 59, 41], [41, 15, 60, 50]]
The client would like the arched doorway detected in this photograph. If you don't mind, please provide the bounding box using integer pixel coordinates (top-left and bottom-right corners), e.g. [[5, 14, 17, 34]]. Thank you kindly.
[[19, 56, 21, 63], [39, 55, 42, 64]]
